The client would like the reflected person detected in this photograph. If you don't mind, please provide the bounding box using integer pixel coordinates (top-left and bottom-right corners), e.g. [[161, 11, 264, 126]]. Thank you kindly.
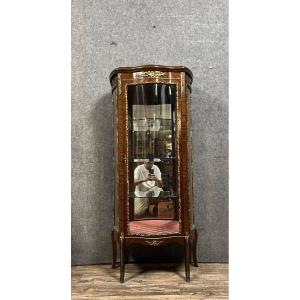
[[134, 155, 162, 218]]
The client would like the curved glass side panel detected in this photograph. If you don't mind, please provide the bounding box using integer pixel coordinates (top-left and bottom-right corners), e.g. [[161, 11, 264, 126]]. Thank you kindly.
[[112, 89, 118, 227], [127, 84, 178, 225], [187, 86, 194, 226]]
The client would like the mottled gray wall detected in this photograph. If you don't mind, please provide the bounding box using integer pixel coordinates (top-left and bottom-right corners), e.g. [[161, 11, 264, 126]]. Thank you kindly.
[[72, 0, 228, 265]]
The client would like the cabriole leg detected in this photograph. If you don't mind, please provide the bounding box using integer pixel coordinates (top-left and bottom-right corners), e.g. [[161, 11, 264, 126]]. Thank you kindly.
[[192, 228, 199, 267], [111, 229, 117, 269], [120, 233, 125, 283], [184, 235, 190, 282]]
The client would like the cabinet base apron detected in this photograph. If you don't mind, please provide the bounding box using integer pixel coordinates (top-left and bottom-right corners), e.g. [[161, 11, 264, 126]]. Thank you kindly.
[[111, 227, 198, 283]]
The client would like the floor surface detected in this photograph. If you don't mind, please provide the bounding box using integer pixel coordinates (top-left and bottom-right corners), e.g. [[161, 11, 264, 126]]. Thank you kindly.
[[72, 263, 228, 299]]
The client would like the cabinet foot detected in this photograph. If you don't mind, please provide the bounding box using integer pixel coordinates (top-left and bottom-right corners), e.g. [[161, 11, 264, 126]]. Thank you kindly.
[[111, 229, 117, 269], [120, 233, 125, 283], [192, 228, 199, 267], [185, 234, 190, 282]]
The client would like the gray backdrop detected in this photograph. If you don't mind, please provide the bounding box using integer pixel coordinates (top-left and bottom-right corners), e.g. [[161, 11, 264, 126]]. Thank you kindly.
[[72, 0, 228, 265]]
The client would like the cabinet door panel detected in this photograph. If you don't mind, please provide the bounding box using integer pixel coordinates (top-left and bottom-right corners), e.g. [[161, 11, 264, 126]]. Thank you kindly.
[[127, 83, 178, 222]]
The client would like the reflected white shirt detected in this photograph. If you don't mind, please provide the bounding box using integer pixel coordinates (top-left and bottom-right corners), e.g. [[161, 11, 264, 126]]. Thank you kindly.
[[134, 164, 162, 197]]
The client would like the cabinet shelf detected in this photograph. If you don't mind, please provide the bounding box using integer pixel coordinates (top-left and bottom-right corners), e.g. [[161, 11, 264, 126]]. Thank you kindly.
[[131, 157, 176, 163], [128, 195, 177, 199]]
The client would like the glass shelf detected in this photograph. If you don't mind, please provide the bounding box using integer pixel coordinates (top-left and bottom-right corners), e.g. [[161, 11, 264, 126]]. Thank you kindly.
[[129, 194, 177, 199], [131, 157, 176, 163]]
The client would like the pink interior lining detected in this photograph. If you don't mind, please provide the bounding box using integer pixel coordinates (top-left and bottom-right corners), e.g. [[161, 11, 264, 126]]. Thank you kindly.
[[129, 219, 180, 235]]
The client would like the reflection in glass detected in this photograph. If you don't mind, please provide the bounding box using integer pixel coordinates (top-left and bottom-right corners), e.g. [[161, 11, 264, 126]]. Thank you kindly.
[[127, 83, 177, 221]]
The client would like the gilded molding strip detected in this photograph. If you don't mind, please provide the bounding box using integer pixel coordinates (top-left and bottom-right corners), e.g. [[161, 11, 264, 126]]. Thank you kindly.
[[125, 82, 129, 235], [181, 72, 185, 97], [135, 71, 165, 78], [145, 240, 163, 246], [113, 90, 119, 227], [124, 80, 181, 236], [128, 231, 180, 237], [125, 235, 183, 239], [118, 74, 122, 96], [176, 81, 181, 233]]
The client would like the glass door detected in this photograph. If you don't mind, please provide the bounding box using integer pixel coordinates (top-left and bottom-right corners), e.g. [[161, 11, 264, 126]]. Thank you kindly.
[[127, 83, 178, 222]]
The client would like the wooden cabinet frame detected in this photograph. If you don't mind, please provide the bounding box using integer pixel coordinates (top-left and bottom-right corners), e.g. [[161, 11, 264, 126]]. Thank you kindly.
[[109, 65, 198, 282]]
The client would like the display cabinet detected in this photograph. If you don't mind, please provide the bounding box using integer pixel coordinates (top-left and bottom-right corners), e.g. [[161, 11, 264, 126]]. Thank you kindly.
[[109, 65, 198, 282]]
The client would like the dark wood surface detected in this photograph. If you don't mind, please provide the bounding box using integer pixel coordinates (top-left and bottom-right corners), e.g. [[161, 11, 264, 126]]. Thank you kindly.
[[109, 64, 193, 85], [72, 263, 229, 299], [111, 67, 196, 282]]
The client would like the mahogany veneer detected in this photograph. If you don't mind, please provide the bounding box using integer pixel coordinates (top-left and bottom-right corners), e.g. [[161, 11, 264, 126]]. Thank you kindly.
[[110, 65, 198, 283]]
